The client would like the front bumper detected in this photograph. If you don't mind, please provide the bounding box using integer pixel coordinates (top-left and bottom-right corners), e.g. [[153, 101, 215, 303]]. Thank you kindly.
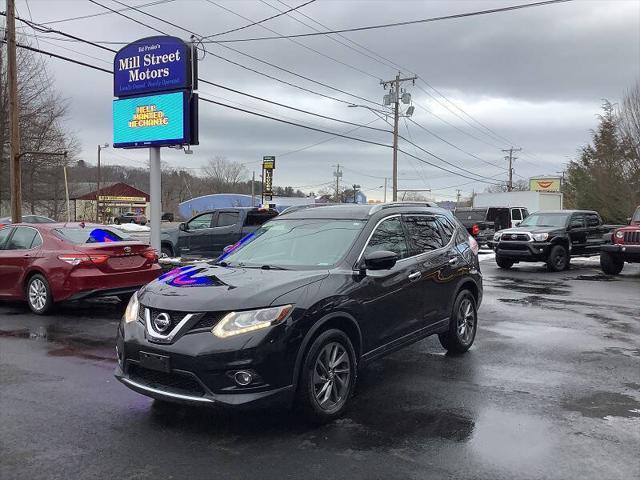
[[601, 244, 640, 262], [494, 241, 551, 261], [114, 317, 296, 409]]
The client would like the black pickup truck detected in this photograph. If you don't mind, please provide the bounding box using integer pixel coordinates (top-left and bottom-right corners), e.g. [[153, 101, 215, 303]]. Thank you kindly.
[[160, 207, 278, 258], [454, 206, 529, 247], [493, 210, 614, 272]]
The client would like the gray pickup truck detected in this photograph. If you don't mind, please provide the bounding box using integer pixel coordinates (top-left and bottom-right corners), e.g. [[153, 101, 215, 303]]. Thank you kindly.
[[160, 207, 278, 258]]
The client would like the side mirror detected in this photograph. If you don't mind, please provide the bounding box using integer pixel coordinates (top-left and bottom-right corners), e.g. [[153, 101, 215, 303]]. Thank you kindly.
[[179, 222, 188, 232], [363, 250, 398, 271]]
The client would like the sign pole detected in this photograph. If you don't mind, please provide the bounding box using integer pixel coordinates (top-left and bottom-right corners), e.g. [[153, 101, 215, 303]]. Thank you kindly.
[[149, 146, 161, 252]]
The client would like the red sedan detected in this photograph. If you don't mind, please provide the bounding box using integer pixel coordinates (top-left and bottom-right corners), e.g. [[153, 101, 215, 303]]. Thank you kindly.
[[0, 223, 161, 314]]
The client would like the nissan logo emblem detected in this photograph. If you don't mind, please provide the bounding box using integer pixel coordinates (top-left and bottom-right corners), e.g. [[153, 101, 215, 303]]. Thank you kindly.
[[153, 313, 171, 333]]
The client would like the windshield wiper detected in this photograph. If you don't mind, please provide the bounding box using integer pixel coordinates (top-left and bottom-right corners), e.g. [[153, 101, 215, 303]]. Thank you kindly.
[[260, 264, 288, 270]]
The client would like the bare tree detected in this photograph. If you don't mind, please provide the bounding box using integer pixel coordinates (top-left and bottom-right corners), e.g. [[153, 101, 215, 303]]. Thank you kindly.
[[202, 156, 247, 191], [484, 179, 528, 193], [619, 79, 640, 156]]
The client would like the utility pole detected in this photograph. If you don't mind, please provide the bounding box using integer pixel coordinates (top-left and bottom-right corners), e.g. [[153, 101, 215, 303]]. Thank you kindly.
[[7, 0, 22, 223], [502, 147, 522, 192], [352, 184, 360, 204], [456, 189, 462, 206], [251, 171, 256, 206], [381, 73, 417, 202], [96, 143, 108, 222], [383, 177, 388, 203], [333, 164, 342, 202]]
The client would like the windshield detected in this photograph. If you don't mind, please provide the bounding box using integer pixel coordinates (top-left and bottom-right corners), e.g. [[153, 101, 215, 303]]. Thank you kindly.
[[633, 207, 640, 222], [519, 213, 569, 228], [220, 219, 364, 269], [454, 209, 486, 221], [54, 227, 130, 244]]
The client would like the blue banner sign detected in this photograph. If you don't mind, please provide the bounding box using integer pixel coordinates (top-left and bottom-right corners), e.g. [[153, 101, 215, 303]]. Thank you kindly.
[[113, 36, 191, 97], [113, 91, 191, 148]]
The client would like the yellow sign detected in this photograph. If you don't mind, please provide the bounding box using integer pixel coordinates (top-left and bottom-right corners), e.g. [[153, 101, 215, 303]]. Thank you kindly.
[[98, 195, 146, 202], [529, 177, 561, 192], [128, 104, 169, 128]]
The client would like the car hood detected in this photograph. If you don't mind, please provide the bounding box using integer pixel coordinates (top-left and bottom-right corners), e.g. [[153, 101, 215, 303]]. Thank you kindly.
[[138, 263, 329, 311], [498, 226, 563, 235]]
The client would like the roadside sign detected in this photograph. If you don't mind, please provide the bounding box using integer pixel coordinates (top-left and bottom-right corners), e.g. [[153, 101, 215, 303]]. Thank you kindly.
[[263, 156, 275, 170]]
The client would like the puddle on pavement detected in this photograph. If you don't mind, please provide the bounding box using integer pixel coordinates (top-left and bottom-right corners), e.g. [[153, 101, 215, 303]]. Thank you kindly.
[[490, 278, 569, 296], [575, 274, 619, 282], [563, 391, 640, 418], [0, 324, 115, 363]]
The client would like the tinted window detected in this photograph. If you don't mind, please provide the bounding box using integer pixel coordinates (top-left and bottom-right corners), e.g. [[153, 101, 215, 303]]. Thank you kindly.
[[244, 210, 278, 227], [364, 217, 409, 260], [0, 227, 12, 249], [188, 213, 213, 230], [55, 227, 128, 243], [403, 215, 443, 253], [217, 212, 239, 227], [522, 209, 529, 219], [586, 214, 600, 227], [7, 227, 38, 250], [454, 209, 486, 221], [437, 216, 456, 245], [520, 213, 570, 227], [512, 209, 522, 221], [570, 214, 585, 228]]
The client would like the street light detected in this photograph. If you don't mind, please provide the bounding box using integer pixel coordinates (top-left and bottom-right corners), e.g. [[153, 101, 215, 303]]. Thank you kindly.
[[97, 143, 109, 223]]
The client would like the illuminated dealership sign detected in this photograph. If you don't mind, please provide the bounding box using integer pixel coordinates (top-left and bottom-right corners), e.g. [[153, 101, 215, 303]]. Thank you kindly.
[[113, 36, 198, 149]]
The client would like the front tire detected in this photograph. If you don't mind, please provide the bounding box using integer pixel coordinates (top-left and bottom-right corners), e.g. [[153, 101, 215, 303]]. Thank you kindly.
[[297, 329, 356, 423], [600, 252, 624, 275], [546, 245, 568, 272], [439, 290, 477, 354], [114, 219, 121, 225], [495, 255, 514, 269], [161, 246, 173, 258], [26, 274, 53, 315]]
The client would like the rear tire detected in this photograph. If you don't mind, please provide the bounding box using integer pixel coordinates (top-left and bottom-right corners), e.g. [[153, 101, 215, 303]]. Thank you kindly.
[[161, 246, 173, 258], [439, 290, 477, 354], [26, 274, 54, 315], [495, 255, 514, 269], [600, 252, 624, 275], [546, 245, 568, 272], [114, 219, 120, 225], [297, 329, 356, 424]]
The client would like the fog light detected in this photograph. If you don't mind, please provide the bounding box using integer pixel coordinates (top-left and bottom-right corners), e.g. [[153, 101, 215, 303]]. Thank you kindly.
[[234, 370, 253, 386]]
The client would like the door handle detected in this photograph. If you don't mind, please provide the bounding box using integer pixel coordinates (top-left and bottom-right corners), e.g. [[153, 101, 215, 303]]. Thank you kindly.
[[408, 271, 421, 281]]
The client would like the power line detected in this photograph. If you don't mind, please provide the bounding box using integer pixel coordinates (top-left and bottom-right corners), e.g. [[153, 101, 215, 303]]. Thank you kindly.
[[41, 0, 177, 25], [203, 0, 317, 39], [201, 1, 573, 43]]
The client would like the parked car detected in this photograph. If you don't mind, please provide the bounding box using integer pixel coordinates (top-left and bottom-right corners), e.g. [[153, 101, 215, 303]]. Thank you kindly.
[[161, 212, 174, 222], [493, 210, 614, 272], [0, 215, 55, 229], [160, 207, 279, 258], [454, 206, 529, 247], [600, 206, 640, 274], [114, 212, 147, 225], [115, 203, 482, 422], [0, 223, 161, 314]]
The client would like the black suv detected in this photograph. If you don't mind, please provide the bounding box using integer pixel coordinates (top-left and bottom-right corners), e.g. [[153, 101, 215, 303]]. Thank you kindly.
[[115, 203, 482, 422], [493, 210, 613, 271]]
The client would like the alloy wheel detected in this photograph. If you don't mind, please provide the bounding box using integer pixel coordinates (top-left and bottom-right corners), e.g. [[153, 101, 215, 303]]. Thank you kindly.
[[456, 298, 475, 345], [28, 278, 48, 311], [313, 342, 351, 411]]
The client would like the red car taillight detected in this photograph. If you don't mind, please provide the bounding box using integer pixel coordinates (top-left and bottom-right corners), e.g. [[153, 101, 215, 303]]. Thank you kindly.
[[471, 223, 480, 236], [468, 236, 480, 255], [58, 254, 109, 266], [142, 249, 159, 263]]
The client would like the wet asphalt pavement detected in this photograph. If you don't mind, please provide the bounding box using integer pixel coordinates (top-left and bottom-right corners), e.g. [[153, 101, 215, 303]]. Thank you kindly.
[[1, 255, 639, 480]]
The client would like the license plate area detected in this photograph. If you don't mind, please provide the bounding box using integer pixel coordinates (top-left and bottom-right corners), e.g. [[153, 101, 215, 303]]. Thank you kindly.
[[139, 351, 170, 373]]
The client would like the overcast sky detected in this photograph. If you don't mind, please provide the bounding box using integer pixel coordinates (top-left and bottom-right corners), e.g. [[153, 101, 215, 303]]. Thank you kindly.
[[11, 0, 640, 201]]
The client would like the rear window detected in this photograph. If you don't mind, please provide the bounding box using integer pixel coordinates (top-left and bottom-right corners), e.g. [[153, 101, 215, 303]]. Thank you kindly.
[[244, 209, 278, 227], [454, 209, 486, 221], [54, 227, 129, 244]]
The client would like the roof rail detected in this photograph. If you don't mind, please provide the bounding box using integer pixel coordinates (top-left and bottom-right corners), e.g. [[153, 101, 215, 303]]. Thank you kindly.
[[368, 201, 436, 215], [279, 203, 324, 215]]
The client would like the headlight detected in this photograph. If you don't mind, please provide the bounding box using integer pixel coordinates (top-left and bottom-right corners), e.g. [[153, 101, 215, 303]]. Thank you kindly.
[[123, 291, 140, 323], [532, 233, 549, 242], [494, 233, 502, 241], [615, 231, 624, 239], [212, 305, 293, 338]]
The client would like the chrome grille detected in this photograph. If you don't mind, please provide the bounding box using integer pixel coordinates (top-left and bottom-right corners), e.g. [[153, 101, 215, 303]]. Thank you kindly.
[[623, 231, 640, 244]]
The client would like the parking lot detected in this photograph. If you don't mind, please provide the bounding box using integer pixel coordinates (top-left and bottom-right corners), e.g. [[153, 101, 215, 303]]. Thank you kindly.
[[1, 255, 639, 480]]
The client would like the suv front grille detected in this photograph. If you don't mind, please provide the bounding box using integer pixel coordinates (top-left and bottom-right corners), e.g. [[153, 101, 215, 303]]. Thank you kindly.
[[190, 312, 227, 331], [146, 308, 190, 334], [501, 233, 530, 242], [623, 231, 640, 244], [128, 364, 205, 396]]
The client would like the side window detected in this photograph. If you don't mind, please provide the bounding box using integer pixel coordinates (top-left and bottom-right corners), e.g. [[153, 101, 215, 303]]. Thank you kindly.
[[403, 215, 443, 253], [188, 213, 214, 230], [570, 214, 585, 229], [436, 216, 456, 245], [586, 214, 600, 227], [522, 209, 529, 219], [244, 210, 278, 227], [216, 212, 240, 227], [7, 227, 38, 250], [364, 217, 409, 260], [512, 208, 523, 221], [0, 227, 12, 250]]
